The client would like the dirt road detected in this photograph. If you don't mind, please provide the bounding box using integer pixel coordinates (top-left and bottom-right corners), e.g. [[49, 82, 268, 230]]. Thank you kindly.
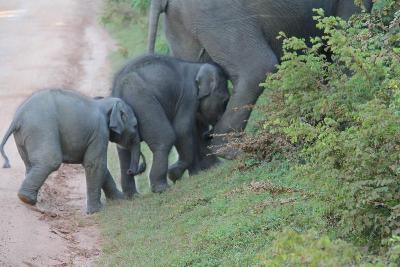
[[0, 0, 115, 265]]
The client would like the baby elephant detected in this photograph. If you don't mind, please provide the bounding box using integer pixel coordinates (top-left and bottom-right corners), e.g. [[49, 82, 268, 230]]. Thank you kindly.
[[0, 89, 145, 214], [112, 54, 229, 196]]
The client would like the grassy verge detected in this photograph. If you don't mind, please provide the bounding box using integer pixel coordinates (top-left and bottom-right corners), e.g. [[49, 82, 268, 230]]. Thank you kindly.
[[99, 157, 350, 266], [99, 1, 398, 266]]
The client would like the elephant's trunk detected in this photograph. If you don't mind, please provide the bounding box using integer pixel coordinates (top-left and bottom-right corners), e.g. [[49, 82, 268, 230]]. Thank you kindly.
[[127, 144, 146, 176], [137, 152, 147, 174]]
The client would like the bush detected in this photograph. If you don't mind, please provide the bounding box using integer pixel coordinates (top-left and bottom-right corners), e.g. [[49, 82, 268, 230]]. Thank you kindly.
[[101, 0, 169, 67], [102, 0, 149, 25], [253, 0, 400, 254], [259, 229, 363, 266], [130, 0, 150, 12]]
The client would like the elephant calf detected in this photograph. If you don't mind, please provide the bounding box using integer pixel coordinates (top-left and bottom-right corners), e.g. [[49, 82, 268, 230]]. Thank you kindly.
[[0, 89, 145, 214], [112, 54, 229, 195]]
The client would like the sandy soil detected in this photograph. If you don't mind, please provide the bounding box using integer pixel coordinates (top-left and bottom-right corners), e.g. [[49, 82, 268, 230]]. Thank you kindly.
[[0, 0, 115, 265]]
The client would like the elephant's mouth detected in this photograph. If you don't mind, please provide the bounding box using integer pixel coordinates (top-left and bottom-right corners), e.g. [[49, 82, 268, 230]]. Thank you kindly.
[[202, 127, 214, 141]]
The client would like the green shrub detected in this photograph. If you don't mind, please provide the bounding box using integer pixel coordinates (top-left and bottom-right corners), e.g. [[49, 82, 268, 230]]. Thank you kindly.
[[387, 235, 400, 265], [130, 0, 150, 12], [259, 229, 363, 266], [256, 0, 400, 254], [101, 0, 168, 69]]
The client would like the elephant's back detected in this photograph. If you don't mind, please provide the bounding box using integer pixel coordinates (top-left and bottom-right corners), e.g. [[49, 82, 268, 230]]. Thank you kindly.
[[113, 55, 185, 99], [251, 0, 335, 56], [17, 89, 97, 138], [16, 89, 59, 123], [171, 0, 336, 59], [13, 90, 60, 147], [251, 1, 335, 34], [173, 0, 335, 33], [112, 55, 195, 122]]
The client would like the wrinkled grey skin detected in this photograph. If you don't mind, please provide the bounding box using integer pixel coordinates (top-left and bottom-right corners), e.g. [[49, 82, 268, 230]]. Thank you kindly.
[[112, 55, 229, 194], [0, 89, 145, 214], [148, 0, 373, 159]]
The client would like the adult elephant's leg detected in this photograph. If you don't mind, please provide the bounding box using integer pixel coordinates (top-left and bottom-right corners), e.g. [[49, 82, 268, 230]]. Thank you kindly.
[[164, 15, 203, 61], [211, 46, 279, 159], [117, 146, 137, 199], [102, 169, 124, 200]]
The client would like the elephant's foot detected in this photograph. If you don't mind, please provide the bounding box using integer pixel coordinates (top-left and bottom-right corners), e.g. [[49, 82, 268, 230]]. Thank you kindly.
[[17, 189, 38, 205], [168, 164, 186, 183], [151, 182, 169, 194], [18, 193, 37, 205], [123, 190, 138, 200], [86, 202, 103, 214], [198, 155, 221, 170], [3, 162, 10, 168], [187, 156, 221, 176], [106, 189, 124, 201], [121, 183, 139, 200]]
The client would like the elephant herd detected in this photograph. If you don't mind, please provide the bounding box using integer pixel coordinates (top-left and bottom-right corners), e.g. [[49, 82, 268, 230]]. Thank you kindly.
[[0, 0, 372, 213]]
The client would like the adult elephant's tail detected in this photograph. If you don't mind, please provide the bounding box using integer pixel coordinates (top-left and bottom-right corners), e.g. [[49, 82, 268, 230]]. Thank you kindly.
[[0, 121, 16, 168], [147, 0, 168, 53]]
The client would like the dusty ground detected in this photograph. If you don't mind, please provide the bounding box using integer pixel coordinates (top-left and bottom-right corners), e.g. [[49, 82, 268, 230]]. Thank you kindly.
[[0, 0, 115, 265]]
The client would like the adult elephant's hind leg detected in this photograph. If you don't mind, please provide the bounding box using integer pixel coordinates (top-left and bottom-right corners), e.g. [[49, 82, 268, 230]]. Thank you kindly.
[[117, 146, 137, 199], [212, 45, 278, 159]]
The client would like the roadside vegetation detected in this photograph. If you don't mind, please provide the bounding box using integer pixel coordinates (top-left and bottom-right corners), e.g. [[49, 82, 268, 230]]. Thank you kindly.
[[99, 0, 400, 265]]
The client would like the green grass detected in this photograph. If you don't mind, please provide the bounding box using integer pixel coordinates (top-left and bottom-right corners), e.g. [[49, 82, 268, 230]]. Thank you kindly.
[[99, 158, 345, 266]]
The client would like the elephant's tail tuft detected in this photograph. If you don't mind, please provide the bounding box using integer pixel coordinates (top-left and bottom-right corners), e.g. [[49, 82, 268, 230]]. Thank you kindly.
[[0, 121, 16, 169]]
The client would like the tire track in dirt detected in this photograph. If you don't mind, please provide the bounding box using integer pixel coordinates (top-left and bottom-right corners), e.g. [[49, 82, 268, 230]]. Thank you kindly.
[[0, 0, 115, 265]]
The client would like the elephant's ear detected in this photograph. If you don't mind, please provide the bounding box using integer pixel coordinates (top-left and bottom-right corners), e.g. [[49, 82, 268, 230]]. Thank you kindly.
[[109, 101, 124, 135], [196, 64, 217, 100]]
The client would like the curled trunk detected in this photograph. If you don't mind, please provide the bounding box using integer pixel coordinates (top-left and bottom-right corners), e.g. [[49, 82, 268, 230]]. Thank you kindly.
[[127, 143, 146, 176]]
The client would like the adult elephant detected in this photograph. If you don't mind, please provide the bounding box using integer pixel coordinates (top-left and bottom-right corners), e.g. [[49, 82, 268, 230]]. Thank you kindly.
[[147, 0, 372, 159]]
